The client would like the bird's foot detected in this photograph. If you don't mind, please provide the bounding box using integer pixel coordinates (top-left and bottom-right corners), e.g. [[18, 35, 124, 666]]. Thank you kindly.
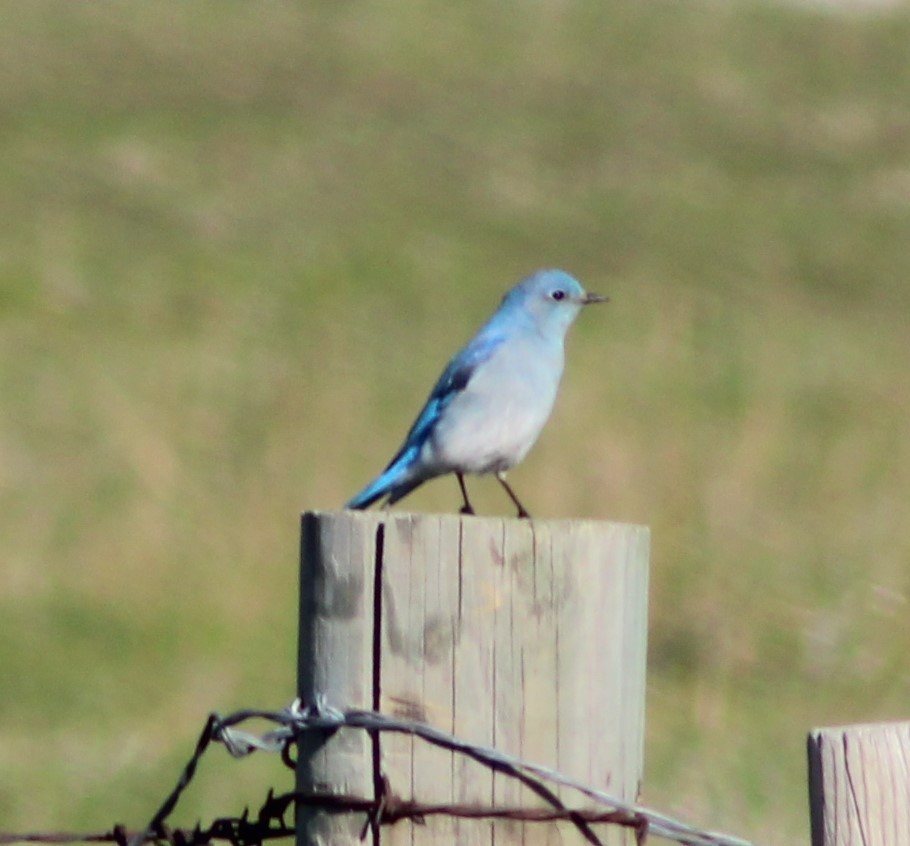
[[516, 508, 532, 519], [460, 505, 476, 516]]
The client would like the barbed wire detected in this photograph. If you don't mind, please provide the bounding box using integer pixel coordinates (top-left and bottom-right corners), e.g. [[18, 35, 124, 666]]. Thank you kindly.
[[2, 698, 760, 846]]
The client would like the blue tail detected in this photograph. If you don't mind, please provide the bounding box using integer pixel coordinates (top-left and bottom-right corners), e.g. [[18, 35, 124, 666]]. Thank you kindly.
[[345, 448, 422, 510]]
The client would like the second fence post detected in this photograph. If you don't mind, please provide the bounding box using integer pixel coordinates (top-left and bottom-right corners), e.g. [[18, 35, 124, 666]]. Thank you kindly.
[[808, 720, 910, 846], [297, 510, 650, 846]]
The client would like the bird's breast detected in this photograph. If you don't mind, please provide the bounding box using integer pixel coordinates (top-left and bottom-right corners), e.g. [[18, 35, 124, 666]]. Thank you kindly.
[[423, 338, 564, 474]]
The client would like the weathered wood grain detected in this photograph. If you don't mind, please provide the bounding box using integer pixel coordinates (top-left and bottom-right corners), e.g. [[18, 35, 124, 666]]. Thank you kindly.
[[298, 511, 649, 846]]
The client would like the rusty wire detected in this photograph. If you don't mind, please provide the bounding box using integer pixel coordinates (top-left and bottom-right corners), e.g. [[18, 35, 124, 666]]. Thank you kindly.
[[0, 793, 648, 846], [1, 698, 759, 846]]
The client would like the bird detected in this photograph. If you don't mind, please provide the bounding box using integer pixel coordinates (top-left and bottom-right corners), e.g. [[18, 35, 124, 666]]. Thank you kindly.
[[345, 268, 607, 518]]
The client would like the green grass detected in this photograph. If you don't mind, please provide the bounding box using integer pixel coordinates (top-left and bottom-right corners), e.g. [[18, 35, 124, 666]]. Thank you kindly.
[[2, 1, 910, 842]]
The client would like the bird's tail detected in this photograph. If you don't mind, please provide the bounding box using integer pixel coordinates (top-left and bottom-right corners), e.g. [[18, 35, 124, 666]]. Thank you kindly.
[[345, 449, 420, 510], [345, 470, 396, 510]]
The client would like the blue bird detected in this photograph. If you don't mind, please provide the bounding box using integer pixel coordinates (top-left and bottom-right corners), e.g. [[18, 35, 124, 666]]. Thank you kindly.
[[346, 269, 607, 518]]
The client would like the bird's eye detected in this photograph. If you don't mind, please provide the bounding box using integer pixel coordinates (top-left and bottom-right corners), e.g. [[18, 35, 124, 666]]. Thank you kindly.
[[551, 289, 566, 301]]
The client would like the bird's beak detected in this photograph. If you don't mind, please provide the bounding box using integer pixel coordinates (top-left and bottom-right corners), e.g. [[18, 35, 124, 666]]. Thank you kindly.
[[581, 292, 609, 305]]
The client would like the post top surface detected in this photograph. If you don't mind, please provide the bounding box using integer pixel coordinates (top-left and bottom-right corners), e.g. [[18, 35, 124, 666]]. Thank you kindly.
[[302, 509, 649, 534]]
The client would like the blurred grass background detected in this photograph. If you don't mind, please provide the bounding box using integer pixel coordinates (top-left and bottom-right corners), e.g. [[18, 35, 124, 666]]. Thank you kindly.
[[1, 0, 909, 842]]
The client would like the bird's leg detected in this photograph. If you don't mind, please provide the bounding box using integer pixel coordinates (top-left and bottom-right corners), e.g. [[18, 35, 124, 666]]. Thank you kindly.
[[496, 472, 531, 519], [456, 473, 475, 515]]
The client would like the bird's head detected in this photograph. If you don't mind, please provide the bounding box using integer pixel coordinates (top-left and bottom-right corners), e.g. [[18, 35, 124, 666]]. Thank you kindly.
[[503, 268, 607, 336]]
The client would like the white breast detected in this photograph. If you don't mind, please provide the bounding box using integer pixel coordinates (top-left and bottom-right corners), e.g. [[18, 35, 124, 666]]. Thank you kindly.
[[422, 333, 564, 475]]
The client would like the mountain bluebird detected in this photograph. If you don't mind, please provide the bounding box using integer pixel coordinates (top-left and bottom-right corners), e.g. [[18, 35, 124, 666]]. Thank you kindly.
[[345, 268, 606, 518]]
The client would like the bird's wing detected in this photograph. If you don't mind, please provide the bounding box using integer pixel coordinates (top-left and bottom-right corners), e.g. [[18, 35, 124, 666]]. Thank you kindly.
[[345, 332, 506, 510], [384, 331, 506, 470]]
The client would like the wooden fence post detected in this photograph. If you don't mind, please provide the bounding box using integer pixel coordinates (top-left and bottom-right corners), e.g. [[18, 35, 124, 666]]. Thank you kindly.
[[808, 720, 910, 846], [297, 510, 650, 846]]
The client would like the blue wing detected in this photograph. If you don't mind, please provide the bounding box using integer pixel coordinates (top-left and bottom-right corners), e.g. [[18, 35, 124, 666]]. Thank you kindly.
[[398, 333, 504, 456], [345, 332, 505, 510]]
